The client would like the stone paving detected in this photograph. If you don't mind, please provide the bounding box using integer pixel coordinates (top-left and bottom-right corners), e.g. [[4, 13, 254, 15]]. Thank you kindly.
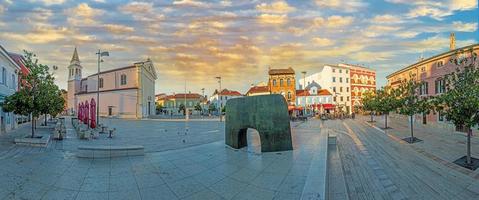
[[2, 116, 479, 199], [324, 118, 479, 200], [0, 117, 322, 200]]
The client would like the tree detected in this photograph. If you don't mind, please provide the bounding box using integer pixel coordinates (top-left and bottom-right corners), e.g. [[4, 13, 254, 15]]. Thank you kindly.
[[208, 103, 216, 113], [362, 89, 378, 122], [375, 86, 401, 129], [2, 51, 63, 138], [156, 103, 164, 113], [436, 63, 479, 168], [221, 105, 226, 114], [194, 103, 202, 114], [178, 104, 186, 115], [397, 79, 432, 143]]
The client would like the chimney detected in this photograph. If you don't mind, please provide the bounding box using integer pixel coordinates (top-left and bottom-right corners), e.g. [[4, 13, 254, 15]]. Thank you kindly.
[[450, 32, 456, 50]]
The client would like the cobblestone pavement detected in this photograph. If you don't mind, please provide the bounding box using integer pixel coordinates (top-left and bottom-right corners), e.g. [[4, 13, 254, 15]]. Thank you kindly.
[[324, 118, 479, 200], [0, 117, 322, 200]]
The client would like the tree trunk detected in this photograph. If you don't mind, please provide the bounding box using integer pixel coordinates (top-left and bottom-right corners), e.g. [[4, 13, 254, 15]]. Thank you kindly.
[[467, 128, 472, 165], [370, 113, 374, 122], [385, 113, 388, 129], [44, 114, 47, 126], [410, 115, 414, 141], [31, 116, 35, 138]]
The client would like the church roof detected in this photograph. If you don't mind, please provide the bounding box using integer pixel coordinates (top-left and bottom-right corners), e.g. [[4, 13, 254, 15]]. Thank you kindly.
[[71, 47, 80, 63]]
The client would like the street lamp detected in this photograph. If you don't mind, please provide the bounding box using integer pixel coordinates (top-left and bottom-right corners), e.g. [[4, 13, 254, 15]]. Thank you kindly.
[[96, 50, 109, 125], [215, 76, 221, 121]]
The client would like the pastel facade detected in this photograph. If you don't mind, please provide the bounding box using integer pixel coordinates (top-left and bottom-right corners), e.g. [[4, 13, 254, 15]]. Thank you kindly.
[[0, 45, 20, 133], [296, 81, 333, 115], [209, 89, 242, 111], [339, 63, 376, 113], [268, 68, 296, 105], [299, 65, 352, 114], [66, 48, 157, 119], [159, 93, 202, 114], [387, 41, 479, 124]]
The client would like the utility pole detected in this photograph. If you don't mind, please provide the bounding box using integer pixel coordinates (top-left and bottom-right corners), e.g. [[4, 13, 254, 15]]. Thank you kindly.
[[95, 50, 109, 126], [215, 76, 222, 121], [301, 71, 306, 90]]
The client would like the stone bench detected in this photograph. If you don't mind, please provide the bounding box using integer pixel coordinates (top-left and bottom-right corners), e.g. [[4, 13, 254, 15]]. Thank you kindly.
[[77, 145, 144, 158], [14, 135, 50, 147]]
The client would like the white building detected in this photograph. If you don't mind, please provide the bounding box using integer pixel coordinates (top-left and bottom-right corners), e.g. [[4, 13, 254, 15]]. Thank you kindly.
[[66, 47, 157, 119], [296, 81, 334, 116], [0, 45, 20, 134], [299, 65, 351, 114], [208, 89, 242, 112]]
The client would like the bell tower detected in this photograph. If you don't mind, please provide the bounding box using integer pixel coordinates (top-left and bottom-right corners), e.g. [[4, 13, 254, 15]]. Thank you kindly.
[[67, 47, 82, 114], [450, 32, 456, 50]]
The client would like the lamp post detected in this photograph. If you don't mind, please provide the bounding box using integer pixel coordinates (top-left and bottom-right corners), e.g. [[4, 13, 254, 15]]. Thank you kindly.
[[96, 50, 109, 125], [215, 76, 221, 121], [301, 71, 306, 89]]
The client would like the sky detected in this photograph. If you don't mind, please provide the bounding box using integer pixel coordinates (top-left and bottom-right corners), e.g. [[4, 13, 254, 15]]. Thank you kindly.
[[0, 0, 477, 96]]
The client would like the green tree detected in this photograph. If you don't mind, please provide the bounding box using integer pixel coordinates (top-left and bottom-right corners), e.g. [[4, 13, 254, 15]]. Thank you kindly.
[[436, 63, 479, 167], [221, 105, 226, 113], [208, 103, 216, 113], [156, 102, 164, 113], [178, 104, 186, 115], [362, 90, 378, 122], [397, 79, 433, 143], [2, 51, 63, 138], [375, 86, 401, 129], [194, 103, 202, 113]]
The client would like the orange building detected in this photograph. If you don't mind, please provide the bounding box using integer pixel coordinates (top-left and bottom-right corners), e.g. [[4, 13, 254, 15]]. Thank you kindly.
[[268, 67, 296, 105]]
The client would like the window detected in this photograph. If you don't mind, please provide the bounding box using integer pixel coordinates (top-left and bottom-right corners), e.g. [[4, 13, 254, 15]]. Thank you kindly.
[[435, 79, 445, 94], [333, 96, 337, 102], [347, 96, 350, 101], [120, 74, 127, 85], [273, 79, 277, 86], [287, 92, 292, 99], [1, 68, 5, 84], [346, 78, 349, 83], [11, 74, 15, 89], [339, 69, 342, 73], [287, 78, 291, 86], [340, 96, 343, 101], [339, 77, 343, 83], [420, 82, 428, 95], [346, 70, 349, 74], [437, 61, 444, 68], [99, 78, 104, 88], [333, 87, 336, 92], [332, 69, 335, 72], [280, 79, 283, 86], [340, 87, 343, 92], [332, 77, 336, 82], [421, 66, 426, 72], [346, 87, 349, 92]]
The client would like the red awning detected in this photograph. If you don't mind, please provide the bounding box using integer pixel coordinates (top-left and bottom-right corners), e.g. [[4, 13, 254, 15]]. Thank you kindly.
[[322, 104, 335, 110]]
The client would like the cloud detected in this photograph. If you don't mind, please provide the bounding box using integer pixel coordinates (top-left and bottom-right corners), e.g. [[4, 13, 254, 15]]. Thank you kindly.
[[450, 0, 478, 11], [172, 0, 208, 8], [349, 51, 394, 62], [363, 25, 401, 37], [0, 26, 71, 44], [312, 37, 335, 47], [401, 35, 476, 53], [32, 0, 65, 6], [0, 5, 4, 14], [371, 14, 403, 24], [65, 3, 105, 26], [314, 15, 354, 28], [257, 14, 287, 25], [119, 1, 153, 13], [104, 24, 135, 34], [256, 1, 295, 14], [452, 21, 478, 32], [315, 0, 367, 12], [391, 0, 477, 20], [396, 31, 421, 38]]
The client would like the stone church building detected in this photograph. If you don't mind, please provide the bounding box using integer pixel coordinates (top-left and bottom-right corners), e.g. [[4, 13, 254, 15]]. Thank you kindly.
[[66, 48, 157, 118]]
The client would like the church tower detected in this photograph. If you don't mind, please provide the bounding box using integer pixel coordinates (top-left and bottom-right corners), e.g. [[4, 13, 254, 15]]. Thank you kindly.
[[450, 32, 456, 50], [67, 47, 82, 114]]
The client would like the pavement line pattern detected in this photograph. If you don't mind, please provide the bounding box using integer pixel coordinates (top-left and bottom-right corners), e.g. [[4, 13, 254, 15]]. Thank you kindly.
[[340, 122, 408, 200]]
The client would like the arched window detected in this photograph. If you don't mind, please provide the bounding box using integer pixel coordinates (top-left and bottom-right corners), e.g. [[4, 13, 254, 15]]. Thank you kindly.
[[280, 79, 284, 86], [272, 79, 277, 86], [99, 78, 104, 88], [120, 74, 127, 85], [287, 78, 291, 86]]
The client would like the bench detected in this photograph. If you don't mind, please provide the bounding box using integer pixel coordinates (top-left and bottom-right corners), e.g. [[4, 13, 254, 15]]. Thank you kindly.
[[77, 145, 144, 158]]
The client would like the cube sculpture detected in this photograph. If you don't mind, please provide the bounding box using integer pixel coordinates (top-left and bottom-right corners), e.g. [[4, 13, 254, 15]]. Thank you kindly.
[[225, 94, 293, 152]]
